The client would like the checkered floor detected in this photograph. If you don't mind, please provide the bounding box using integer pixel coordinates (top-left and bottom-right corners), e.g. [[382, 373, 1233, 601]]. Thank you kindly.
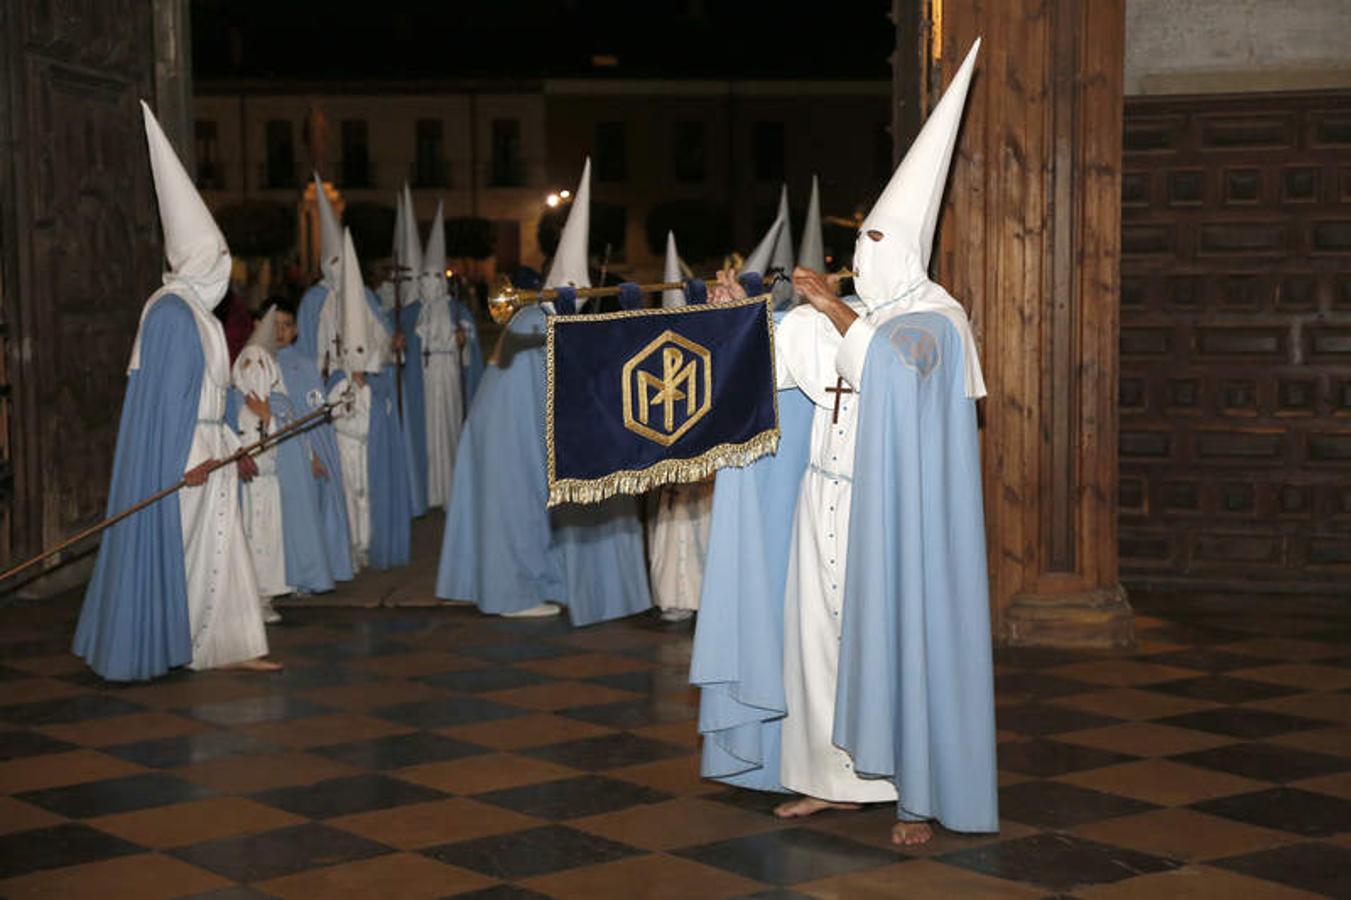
[[0, 590, 1347, 898]]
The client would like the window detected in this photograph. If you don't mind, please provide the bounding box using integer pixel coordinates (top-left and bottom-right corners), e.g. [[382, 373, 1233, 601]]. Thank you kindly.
[[752, 121, 785, 182], [673, 120, 706, 183], [195, 119, 223, 189], [340, 119, 371, 188], [264, 120, 295, 189], [414, 118, 448, 187], [490, 118, 523, 187], [594, 121, 627, 182]]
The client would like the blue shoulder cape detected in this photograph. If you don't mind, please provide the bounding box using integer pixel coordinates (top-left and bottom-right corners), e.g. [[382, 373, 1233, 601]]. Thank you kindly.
[[692, 311, 998, 832], [296, 282, 328, 368], [271, 390, 337, 593], [73, 296, 202, 681], [436, 306, 651, 625], [399, 299, 428, 516], [276, 344, 354, 582], [365, 290, 413, 570], [453, 298, 484, 408]]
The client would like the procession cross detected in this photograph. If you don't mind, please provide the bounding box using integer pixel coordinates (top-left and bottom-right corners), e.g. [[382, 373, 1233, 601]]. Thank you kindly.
[[825, 377, 855, 425]]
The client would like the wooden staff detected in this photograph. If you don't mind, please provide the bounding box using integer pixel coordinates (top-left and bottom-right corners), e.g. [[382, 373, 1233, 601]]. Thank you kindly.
[[486, 268, 856, 324], [0, 395, 348, 588]]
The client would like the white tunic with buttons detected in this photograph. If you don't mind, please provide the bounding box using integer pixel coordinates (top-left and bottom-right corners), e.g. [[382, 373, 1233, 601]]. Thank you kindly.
[[775, 300, 899, 803], [180, 378, 269, 671]]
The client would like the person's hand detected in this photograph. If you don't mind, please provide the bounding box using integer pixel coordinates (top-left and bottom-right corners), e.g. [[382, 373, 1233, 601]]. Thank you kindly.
[[311, 455, 328, 479], [392, 332, 407, 353], [708, 268, 747, 305], [244, 392, 271, 426], [352, 371, 367, 388], [456, 326, 467, 348], [792, 266, 840, 313], [237, 455, 259, 483], [183, 460, 214, 487]]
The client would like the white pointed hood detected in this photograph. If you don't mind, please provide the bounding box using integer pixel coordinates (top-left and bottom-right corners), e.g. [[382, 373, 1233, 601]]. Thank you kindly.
[[545, 158, 592, 293], [130, 100, 232, 385], [234, 306, 282, 399], [400, 183, 423, 287], [798, 174, 826, 272], [662, 231, 686, 308], [245, 306, 280, 356], [770, 184, 795, 273], [742, 212, 784, 276], [852, 39, 986, 399], [142, 100, 231, 312], [419, 201, 449, 303], [339, 227, 381, 374], [854, 39, 980, 308], [314, 173, 343, 287]]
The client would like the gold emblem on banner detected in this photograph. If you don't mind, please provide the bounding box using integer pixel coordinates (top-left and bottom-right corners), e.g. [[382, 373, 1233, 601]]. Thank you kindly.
[[621, 330, 713, 446]]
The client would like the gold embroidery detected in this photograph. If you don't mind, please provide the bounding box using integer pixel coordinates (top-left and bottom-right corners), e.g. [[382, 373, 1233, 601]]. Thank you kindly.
[[622, 330, 712, 446], [545, 294, 780, 507]]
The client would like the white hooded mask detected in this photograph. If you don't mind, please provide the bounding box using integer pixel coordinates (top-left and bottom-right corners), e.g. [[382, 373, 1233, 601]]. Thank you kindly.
[[798, 174, 826, 273], [339, 228, 382, 374], [852, 38, 986, 399], [131, 100, 232, 387], [419, 200, 448, 303], [314, 173, 343, 288], [741, 212, 784, 277], [233, 307, 282, 402], [400, 182, 423, 301], [546, 158, 592, 298]]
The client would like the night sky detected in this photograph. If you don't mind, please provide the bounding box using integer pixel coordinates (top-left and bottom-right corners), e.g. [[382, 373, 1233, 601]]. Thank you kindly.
[[192, 0, 895, 82]]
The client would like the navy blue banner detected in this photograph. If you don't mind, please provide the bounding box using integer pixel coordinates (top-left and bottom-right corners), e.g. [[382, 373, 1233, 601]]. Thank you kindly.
[[546, 296, 778, 505]]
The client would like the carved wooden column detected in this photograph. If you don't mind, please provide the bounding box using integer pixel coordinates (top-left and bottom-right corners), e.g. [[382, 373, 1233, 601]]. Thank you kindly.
[[934, 0, 1134, 647]]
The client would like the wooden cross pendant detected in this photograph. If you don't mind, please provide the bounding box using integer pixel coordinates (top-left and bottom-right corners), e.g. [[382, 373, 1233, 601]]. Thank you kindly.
[[824, 377, 855, 425]]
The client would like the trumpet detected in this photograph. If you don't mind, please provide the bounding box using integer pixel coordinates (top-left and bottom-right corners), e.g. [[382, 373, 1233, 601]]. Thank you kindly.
[[485, 269, 856, 325]]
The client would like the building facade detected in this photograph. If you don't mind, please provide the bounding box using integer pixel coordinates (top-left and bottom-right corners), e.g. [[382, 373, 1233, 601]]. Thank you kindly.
[[193, 77, 890, 282]]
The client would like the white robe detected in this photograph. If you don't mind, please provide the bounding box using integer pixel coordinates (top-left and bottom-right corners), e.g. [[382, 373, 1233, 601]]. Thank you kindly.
[[234, 347, 290, 600], [181, 380, 269, 671], [417, 297, 464, 509], [646, 482, 714, 612], [775, 301, 898, 803], [330, 377, 372, 570]]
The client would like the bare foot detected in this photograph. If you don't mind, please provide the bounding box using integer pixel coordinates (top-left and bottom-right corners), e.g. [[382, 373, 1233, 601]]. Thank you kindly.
[[891, 821, 933, 846], [226, 658, 284, 672], [774, 797, 862, 818]]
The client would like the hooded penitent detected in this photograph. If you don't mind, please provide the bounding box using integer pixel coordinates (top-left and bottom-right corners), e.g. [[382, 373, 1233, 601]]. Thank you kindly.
[[419, 201, 448, 304], [545, 158, 592, 295], [314, 173, 343, 288], [132, 100, 232, 387], [798, 174, 826, 273], [661, 230, 686, 309], [852, 38, 986, 398], [339, 228, 381, 375], [769, 184, 795, 274], [400, 182, 423, 295], [233, 307, 282, 400]]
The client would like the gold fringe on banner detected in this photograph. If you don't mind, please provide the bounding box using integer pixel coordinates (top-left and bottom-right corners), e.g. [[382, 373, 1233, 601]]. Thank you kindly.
[[545, 295, 780, 507], [546, 428, 779, 507]]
